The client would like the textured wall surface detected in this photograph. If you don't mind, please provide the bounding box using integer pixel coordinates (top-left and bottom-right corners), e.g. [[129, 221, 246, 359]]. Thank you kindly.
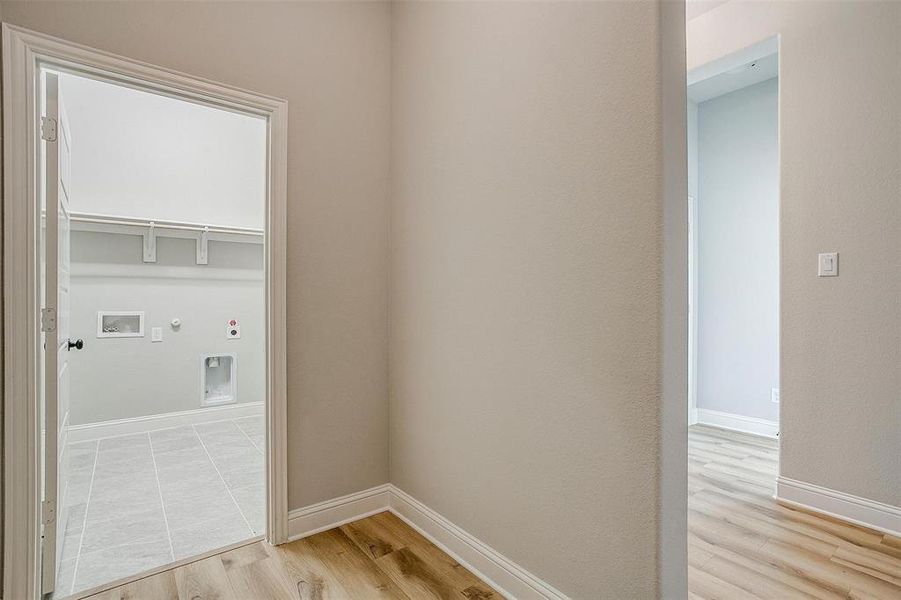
[[1, 2, 692, 595], [390, 2, 673, 597], [690, 1, 901, 507], [1, 0, 393, 509]]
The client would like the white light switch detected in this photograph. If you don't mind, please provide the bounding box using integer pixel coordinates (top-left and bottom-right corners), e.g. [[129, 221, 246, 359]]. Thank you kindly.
[[151, 327, 163, 342], [818, 252, 838, 277]]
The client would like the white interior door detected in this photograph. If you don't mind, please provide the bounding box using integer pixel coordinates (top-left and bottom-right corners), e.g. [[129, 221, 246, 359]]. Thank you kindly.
[[41, 71, 76, 594]]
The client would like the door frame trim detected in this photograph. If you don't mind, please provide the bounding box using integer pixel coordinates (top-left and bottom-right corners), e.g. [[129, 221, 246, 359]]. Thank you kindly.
[[2, 24, 290, 600]]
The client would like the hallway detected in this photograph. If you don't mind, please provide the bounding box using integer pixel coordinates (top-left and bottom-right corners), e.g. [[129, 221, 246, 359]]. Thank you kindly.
[[689, 426, 901, 599]]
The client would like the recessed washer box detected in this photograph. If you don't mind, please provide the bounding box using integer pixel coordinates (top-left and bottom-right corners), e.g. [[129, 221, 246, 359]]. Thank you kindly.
[[97, 311, 144, 338], [201, 353, 237, 406]]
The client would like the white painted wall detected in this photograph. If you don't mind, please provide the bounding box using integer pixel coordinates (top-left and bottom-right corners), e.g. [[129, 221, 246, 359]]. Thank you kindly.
[[696, 78, 779, 423], [56, 72, 268, 427], [69, 231, 264, 425], [60, 73, 266, 228]]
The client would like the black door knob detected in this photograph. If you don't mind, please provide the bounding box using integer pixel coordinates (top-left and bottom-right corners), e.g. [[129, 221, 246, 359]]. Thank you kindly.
[[67, 339, 84, 351]]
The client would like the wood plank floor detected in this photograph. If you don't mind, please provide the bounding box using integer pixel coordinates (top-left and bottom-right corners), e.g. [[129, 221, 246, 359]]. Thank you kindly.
[[689, 425, 901, 599], [83, 511, 498, 600], [82, 425, 901, 600]]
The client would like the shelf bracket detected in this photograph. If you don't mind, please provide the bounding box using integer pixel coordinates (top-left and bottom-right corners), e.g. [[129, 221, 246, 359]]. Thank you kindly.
[[143, 222, 157, 263], [196, 226, 209, 265]]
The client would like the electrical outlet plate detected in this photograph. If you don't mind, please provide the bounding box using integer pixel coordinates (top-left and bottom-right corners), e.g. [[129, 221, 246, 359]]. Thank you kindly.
[[818, 252, 838, 277], [771, 388, 780, 403]]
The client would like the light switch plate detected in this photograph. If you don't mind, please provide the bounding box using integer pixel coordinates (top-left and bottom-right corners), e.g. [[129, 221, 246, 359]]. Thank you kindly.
[[818, 252, 838, 277], [151, 327, 163, 342]]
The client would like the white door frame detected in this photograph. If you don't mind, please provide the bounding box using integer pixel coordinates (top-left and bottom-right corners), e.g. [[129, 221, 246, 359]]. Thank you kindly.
[[2, 24, 289, 600], [687, 194, 699, 426]]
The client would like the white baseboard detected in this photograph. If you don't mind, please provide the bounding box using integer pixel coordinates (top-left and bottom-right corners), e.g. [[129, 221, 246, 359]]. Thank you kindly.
[[287, 484, 392, 540], [776, 476, 901, 538], [688, 406, 699, 426], [67, 401, 264, 442], [697, 408, 778, 438], [286, 484, 569, 599], [389, 486, 568, 600]]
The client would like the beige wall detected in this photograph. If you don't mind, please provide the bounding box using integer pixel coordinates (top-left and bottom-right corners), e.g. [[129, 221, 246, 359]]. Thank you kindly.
[[1, 0, 392, 509], [689, 1, 901, 507], [659, 1, 689, 595], [2, 2, 690, 595], [0, 0, 4, 582], [390, 2, 680, 597]]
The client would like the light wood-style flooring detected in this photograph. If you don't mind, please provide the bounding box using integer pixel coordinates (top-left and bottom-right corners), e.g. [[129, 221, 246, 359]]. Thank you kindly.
[[83, 425, 901, 599], [83, 510, 497, 600], [689, 425, 901, 599]]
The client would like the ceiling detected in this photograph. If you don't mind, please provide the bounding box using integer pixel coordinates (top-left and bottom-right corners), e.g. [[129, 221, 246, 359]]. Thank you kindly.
[[688, 52, 778, 103]]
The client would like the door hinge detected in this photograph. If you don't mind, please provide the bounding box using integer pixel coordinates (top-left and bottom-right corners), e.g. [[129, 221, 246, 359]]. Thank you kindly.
[[41, 500, 55, 525], [41, 116, 57, 142], [41, 308, 57, 333]]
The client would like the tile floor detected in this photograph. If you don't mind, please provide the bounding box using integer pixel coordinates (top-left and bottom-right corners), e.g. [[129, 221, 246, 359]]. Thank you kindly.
[[55, 415, 265, 597]]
